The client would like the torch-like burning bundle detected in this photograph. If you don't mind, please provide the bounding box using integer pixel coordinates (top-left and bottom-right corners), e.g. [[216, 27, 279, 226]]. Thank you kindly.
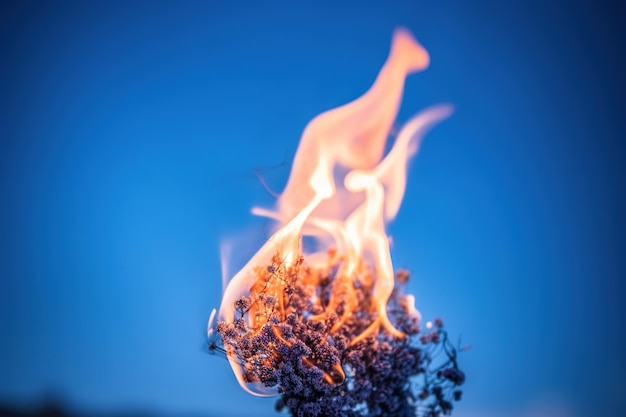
[[208, 28, 466, 417]]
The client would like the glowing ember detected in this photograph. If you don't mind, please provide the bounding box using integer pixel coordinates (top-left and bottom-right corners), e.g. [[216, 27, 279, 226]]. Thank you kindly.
[[208, 28, 466, 417]]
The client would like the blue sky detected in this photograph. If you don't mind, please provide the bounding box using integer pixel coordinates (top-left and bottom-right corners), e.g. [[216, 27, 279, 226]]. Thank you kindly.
[[1, 1, 624, 417]]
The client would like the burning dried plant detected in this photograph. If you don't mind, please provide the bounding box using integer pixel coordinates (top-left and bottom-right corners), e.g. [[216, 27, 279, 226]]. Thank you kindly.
[[207, 28, 467, 417]]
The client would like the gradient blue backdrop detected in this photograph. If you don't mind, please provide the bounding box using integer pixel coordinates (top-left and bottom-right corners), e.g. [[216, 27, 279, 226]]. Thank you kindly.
[[1, 1, 624, 417]]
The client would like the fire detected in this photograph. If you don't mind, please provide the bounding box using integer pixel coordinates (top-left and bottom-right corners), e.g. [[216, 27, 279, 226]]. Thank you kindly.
[[210, 28, 453, 397]]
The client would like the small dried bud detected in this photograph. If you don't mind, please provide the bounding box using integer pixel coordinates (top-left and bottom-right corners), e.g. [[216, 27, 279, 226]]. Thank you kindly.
[[395, 269, 410, 284], [234, 296, 251, 312]]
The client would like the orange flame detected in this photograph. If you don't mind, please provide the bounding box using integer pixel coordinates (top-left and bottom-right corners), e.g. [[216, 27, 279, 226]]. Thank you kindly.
[[214, 28, 452, 396]]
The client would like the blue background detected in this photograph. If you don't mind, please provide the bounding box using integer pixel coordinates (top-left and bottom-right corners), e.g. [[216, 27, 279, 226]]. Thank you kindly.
[[1, 1, 624, 417]]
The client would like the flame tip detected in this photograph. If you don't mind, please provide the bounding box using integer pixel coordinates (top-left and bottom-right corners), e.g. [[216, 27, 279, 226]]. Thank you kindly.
[[390, 27, 429, 72]]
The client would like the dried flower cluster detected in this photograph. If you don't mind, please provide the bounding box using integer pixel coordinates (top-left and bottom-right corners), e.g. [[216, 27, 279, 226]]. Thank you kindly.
[[213, 254, 466, 417]]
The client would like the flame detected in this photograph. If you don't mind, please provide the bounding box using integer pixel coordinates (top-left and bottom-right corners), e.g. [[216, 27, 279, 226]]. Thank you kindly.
[[213, 28, 452, 396]]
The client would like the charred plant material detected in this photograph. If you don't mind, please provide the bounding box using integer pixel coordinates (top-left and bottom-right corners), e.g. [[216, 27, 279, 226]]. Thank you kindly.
[[214, 254, 466, 417]]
